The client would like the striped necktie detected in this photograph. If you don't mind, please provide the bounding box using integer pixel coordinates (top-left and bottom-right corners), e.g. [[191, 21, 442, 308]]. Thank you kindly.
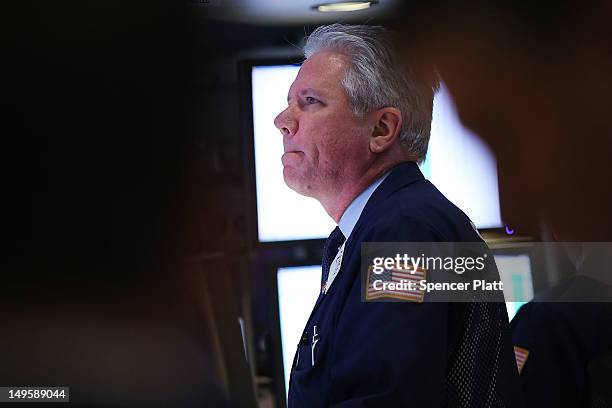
[[321, 226, 345, 292]]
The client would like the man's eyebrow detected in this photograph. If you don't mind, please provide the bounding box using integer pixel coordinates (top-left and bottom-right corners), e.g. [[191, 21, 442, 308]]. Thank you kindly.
[[287, 88, 324, 103]]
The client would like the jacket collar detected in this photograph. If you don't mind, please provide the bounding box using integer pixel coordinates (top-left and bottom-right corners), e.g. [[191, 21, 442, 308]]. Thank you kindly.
[[306, 162, 424, 318], [348, 161, 424, 242]]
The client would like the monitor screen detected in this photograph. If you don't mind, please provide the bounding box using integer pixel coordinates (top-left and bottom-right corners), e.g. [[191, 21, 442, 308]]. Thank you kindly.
[[494, 254, 535, 320], [252, 64, 502, 242], [276, 264, 321, 401]]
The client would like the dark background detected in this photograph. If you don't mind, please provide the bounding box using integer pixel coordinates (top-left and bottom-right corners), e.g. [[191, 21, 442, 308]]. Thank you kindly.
[[0, 1, 310, 404], [7, 1, 600, 405], [0, 5, 308, 306]]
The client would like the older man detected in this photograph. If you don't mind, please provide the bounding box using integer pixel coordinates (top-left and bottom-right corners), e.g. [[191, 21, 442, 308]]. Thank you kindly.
[[274, 24, 522, 407]]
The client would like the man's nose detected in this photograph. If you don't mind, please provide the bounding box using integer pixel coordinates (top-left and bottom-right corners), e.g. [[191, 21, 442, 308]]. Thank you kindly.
[[274, 106, 298, 137]]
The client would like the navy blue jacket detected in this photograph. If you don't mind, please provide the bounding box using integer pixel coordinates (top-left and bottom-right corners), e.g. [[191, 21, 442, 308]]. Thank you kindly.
[[287, 162, 523, 407], [511, 276, 612, 407]]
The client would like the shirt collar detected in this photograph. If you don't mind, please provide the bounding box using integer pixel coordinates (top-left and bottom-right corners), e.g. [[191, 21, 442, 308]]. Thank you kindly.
[[338, 172, 390, 240]]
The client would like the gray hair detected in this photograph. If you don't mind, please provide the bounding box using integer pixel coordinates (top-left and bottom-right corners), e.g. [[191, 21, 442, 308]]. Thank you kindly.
[[303, 24, 439, 163]]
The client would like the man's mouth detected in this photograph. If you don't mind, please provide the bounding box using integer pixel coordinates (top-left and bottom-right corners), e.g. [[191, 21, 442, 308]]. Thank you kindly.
[[282, 151, 303, 164]]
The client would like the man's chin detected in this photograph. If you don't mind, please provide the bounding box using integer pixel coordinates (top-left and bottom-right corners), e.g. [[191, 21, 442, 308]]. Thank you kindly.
[[283, 169, 316, 198]]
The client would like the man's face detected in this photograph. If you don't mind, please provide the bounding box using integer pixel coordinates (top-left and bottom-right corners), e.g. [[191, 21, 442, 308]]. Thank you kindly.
[[274, 51, 371, 199]]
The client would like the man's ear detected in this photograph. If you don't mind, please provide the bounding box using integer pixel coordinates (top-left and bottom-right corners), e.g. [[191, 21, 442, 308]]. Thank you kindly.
[[369, 107, 403, 153]]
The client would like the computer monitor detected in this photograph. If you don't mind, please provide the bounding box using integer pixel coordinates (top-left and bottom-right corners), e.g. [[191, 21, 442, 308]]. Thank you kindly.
[[275, 264, 321, 402], [494, 253, 535, 320], [248, 63, 503, 243]]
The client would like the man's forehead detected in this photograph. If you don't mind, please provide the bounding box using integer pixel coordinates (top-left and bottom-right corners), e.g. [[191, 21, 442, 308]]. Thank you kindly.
[[288, 51, 349, 98]]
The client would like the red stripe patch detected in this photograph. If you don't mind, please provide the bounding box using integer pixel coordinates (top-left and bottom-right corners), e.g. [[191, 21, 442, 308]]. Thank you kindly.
[[513, 346, 530, 374], [366, 265, 427, 303]]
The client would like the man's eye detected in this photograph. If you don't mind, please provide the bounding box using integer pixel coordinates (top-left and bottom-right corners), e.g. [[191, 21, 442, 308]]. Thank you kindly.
[[305, 96, 319, 105]]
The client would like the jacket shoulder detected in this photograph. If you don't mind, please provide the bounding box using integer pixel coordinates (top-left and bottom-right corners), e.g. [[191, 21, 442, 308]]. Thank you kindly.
[[357, 179, 480, 243]]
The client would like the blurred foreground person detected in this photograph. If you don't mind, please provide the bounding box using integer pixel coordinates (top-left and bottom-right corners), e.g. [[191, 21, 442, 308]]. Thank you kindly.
[[395, 2, 612, 407]]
